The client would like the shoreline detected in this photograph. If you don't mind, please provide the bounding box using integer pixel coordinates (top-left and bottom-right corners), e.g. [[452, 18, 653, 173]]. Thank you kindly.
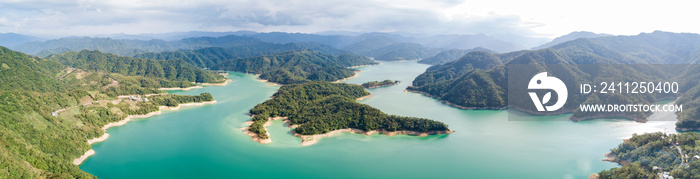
[[376, 59, 421, 62], [72, 100, 218, 165], [199, 79, 233, 86], [347, 63, 379, 68], [404, 88, 506, 110], [333, 71, 360, 83], [158, 78, 233, 91], [241, 113, 453, 146], [116, 93, 164, 99], [293, 128, 454, 146], [405, 88, 651, 122], [676, 127, 700, 131], [255, 75, 283, 86], [356, 94, 374, 101], [601, 152, 632, 165], [241, 116, 288, 144], [158, 85, 204, 91]]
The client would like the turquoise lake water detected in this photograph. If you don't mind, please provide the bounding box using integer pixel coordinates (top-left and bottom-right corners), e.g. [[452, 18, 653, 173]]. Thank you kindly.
[[80, 61, 679, 178]]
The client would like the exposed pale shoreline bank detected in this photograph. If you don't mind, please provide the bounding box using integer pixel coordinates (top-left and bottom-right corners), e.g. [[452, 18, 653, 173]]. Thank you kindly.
[[240, 116, 287, 144], [199, 79, 233, 86], [347, 63, 379, 68], [257, 78, 283, 86], [251, 74, 283, 86], [356, 94, 374, 101], [293, 128, 454, 146], [158, 85, 203, 91], [241, 116, 453, 146], [333, 71, 360, 83], [158, 78, 233, 91], [72, 100, 218, 165], [241, 94, 452, 146]]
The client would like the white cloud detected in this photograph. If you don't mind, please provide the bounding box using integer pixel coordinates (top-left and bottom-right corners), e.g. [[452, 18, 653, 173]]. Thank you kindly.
[[0, 0, 697, 38], [0, 17, 8, 26]]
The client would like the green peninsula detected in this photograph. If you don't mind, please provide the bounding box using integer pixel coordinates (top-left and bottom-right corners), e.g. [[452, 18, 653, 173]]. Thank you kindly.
[[246, 82, 452, 145]]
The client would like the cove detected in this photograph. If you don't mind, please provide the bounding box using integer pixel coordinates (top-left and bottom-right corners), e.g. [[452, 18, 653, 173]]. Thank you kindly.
[[80, 61, 678, 178]]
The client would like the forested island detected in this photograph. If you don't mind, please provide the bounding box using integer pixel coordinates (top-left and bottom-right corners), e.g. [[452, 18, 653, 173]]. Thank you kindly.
[[245, 82, 452, 145], [361, 80, 401, 88], [597, 132, 700, 179], [0, 46, 221, 178]]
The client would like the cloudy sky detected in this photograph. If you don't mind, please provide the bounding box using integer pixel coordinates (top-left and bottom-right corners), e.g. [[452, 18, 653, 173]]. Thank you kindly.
[[0, 0, 697, 38]]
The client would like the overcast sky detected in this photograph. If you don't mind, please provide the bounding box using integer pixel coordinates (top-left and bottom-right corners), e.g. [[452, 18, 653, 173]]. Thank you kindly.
[[0, 0, 698, 38]]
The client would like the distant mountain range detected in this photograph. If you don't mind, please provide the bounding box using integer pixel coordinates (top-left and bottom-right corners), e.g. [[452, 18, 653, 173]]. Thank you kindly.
[[418, 47, 495, 65], [0, 33, 43, 47], [6, 31, 632, 62], [5, 31, 560, 60], [533, 31, 611, 49]]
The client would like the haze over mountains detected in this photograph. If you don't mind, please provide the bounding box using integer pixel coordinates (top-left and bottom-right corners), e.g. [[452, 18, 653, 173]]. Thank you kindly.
[[2, 31, 556, 61], [533, 31, 612, 49]]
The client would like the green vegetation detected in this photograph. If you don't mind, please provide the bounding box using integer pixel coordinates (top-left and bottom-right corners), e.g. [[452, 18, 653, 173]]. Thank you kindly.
[[598, 132, 700, 178], [0, 47, 66, 92], [676, 68, 700, 130], [212, 50, 377, 84], [114, 93, 214, 115], [409, 32, 700, 123], [598, 162, 656, 179], [135, 47, 238, 68], [408, 51, 510, 109], [361, 80, 400, 88], [0, 47, 217, 178], [248, 82, 450, 139], [48, 50, 226, 84]]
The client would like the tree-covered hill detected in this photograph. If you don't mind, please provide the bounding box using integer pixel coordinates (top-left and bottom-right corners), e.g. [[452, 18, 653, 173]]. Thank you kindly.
[[134, 47, 238, 69], [0, 47, 218, 178], [211, 50, 377, 84], [48, 50, 225, 84], [408, 32, 700, 122], [0, 46, 67, 92]]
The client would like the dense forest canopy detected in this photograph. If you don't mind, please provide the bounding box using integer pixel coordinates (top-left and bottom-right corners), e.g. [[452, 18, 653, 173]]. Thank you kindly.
[[211, 50, 377, 84], [48, 50, 225, 84], [247, 82, 450, 139], [0, 46, 67, 92], [0, 46, 218, 178]]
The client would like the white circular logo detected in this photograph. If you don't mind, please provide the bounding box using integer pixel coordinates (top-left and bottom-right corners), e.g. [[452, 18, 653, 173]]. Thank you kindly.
[[527, 72, 568, 112]]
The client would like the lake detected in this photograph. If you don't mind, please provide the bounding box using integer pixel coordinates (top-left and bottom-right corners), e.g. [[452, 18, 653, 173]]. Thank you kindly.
[[80, 61, 678, 178]]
